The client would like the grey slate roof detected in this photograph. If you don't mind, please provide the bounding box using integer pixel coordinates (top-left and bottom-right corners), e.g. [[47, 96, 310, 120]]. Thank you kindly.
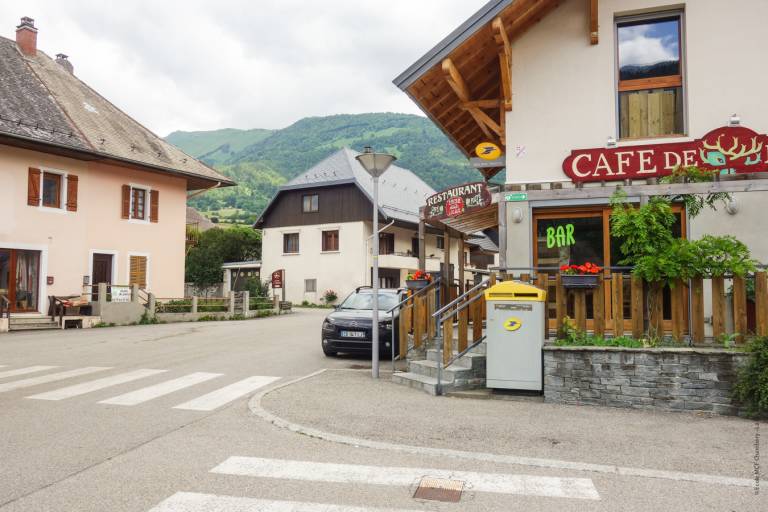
[[0, 35, 232, 188], [281, 147, 436, 224]]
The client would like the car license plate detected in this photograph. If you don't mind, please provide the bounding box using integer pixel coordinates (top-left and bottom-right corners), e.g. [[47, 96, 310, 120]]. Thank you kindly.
[[341, 330, 366, 338]]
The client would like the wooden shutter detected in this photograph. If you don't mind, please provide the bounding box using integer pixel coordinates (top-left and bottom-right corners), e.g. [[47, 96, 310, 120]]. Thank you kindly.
[[66, 175, 78, 211], [27, 168, 41, 206], [121, 185, 131, 219], [149, 190, 159, 223], [129, 256, 147, 288]]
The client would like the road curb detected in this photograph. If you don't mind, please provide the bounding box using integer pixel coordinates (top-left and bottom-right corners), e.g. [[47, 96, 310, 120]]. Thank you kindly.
[[249, 369, 763, 489]]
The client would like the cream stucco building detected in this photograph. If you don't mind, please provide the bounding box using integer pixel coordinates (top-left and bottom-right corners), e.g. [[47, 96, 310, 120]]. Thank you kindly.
[[0, 18, 233, 317]]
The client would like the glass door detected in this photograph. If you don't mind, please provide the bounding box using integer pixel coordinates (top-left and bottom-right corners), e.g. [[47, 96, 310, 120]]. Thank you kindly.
[[13, 250, 40, 312]]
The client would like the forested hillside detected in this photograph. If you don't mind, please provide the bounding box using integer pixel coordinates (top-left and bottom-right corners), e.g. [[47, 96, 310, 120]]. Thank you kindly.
[[167, 113, 497, 224]]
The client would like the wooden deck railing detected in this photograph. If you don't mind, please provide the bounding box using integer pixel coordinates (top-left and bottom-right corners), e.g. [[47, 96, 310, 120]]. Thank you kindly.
[[498, 268, 768, 344], [392, 279, 442, 359], [435, 274, 494, 366]]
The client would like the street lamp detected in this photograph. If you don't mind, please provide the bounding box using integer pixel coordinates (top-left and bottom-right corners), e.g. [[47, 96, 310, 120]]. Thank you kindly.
[[356, 146, 396, 379]]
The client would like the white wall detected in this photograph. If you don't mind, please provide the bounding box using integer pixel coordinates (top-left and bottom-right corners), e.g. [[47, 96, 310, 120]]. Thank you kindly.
[[506, 0, 768, 184], [503, 0, 768, 267], [261, 221, 475, 304]]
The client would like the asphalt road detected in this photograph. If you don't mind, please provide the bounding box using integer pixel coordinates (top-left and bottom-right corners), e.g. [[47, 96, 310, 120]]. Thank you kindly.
[[0, 309, 764, 511]]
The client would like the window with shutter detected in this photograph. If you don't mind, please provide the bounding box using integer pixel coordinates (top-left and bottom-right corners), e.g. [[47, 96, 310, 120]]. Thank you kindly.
[[149, 190, 159, 223], [66, 175, 78, 211], [121, 185, 131, 219], [129, 255, 148, 288], [27, 168, 41, 206], [41, 173, 62, 208]]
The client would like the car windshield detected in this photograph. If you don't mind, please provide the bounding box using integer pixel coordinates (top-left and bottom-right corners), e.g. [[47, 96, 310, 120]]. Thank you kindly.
[[339, 291, 399, 311]]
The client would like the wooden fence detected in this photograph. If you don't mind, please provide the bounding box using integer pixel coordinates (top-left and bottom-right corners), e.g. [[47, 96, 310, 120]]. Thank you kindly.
[[507, 270, 768, 344]]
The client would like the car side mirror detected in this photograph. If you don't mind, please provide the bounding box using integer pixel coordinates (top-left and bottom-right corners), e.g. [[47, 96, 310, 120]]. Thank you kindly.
[[333, 305, 340, 310]]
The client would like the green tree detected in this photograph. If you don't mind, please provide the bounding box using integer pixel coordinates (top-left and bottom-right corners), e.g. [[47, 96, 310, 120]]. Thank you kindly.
[[185, 226, 261, 293]]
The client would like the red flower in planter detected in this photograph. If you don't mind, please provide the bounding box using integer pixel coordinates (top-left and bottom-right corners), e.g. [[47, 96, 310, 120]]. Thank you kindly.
[[407, 270, 432, 282], [561, 262, 602, 275]]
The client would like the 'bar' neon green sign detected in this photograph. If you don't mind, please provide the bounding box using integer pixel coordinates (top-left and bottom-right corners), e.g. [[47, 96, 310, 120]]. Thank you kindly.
[[546, 224, 576, 248]]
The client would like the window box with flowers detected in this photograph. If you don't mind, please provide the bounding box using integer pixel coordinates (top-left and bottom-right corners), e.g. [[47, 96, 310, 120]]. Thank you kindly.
[[560, 262, 602, 289], [405, 270, 432, 290]]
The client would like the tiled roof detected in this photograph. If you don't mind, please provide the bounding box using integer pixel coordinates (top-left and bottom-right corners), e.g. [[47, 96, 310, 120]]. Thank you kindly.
[[282, 147, 436, 224], [186, 207, 216, 231], [0, 35, 233, 189]]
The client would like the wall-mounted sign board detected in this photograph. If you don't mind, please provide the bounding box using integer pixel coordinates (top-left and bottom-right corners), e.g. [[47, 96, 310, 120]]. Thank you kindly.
[[425, 182, 492, 221], [271, 269, 284, 289], [475, 142, 502, 160], [562, 125, 768, 183], [505, 192, 528, 202]]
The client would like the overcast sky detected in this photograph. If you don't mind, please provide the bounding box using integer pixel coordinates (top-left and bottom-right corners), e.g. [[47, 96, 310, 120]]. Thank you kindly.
[[1, 1, 481, 136]]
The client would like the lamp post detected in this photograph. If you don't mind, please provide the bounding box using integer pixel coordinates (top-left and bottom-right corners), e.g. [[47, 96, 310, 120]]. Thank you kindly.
[[356, 146, 396, 379]]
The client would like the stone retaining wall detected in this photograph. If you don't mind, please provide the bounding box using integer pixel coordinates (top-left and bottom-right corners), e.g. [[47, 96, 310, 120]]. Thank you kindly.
[[543, 346, 749, 415]]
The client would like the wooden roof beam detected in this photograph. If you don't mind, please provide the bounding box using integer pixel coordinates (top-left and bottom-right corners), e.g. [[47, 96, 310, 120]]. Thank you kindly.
[[492, 17, 513, 112], [590, 0, 599, 44], [442, 57, 500, 143]]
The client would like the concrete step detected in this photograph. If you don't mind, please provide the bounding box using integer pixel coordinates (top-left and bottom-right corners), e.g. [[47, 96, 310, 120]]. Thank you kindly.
[[9, 323, 60, 331], [391, 372, 439, 395], [9, 316, 60, 331]]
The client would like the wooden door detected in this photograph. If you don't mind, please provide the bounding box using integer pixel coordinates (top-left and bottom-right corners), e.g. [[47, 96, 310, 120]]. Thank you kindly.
[[92, 253, 113, 301]]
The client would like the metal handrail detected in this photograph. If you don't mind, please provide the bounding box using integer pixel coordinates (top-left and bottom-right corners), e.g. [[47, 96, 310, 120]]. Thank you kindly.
[[444, 335, 486, 369], [438, 288, 486, 324], [433, 277, 489, 319], [386, 277, 442, 314]]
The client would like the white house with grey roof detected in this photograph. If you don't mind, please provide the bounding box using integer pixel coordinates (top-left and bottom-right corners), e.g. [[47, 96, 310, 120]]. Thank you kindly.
[[255, 147, 483, 304]]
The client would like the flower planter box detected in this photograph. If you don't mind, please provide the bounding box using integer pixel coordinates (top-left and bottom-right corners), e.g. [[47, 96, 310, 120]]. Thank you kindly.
[[405, 279, 430, 290], [561, 274, 599, 289]]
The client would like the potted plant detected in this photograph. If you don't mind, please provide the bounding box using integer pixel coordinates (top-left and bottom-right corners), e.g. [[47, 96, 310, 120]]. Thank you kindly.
[[560, 262, 602, 289], [405, 270, 432, 290]]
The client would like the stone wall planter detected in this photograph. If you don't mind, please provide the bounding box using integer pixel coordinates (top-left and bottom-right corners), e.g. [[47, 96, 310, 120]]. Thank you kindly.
[[543, 345, 749, 416]]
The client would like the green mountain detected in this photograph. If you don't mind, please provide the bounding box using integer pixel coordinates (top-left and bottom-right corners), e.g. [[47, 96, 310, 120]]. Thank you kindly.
[[166, 128, 274, 166], [167, 113, 494, 224]]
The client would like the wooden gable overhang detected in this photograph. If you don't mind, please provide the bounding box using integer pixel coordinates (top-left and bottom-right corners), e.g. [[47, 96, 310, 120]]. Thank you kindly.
[[394, 0, 599, 180]]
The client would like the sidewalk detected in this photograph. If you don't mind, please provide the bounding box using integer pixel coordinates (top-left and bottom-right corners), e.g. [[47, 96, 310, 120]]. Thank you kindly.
[[260, 369, 764, 482]]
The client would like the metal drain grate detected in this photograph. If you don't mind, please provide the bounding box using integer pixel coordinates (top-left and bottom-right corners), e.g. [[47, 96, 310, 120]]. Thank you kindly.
[[413, 477, 464, 502]]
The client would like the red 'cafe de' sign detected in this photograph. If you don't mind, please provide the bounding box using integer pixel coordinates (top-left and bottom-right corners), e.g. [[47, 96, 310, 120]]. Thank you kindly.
[[562, 125, 768, 183]]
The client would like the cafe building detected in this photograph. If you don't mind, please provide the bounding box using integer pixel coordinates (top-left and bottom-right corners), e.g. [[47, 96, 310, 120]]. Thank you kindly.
[[395, 0, 768, 337]]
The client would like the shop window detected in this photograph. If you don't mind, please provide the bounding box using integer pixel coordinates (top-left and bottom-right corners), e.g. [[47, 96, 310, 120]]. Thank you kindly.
[[536, 215, 605, 269], [41, 172, 62, 208], [379, 233, 395, 255], [322, 230, 339, 252], [617, 13, 684, 139], [283, 233, 300, 254], [305, 279, 317, 293], [302, 194, 319, 213]]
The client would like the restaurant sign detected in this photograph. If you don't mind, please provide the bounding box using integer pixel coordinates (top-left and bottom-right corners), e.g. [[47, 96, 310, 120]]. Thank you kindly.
[[562, 125, 767, 183], [425, 182, 492, 221], [271, 269, 284, 289]]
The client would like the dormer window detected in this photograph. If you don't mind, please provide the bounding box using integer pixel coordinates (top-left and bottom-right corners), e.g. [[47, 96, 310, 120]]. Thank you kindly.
[[617, 12, 685, 139]]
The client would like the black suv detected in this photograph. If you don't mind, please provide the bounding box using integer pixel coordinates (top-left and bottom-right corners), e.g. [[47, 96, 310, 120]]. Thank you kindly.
[[321, 287, 404, 357]]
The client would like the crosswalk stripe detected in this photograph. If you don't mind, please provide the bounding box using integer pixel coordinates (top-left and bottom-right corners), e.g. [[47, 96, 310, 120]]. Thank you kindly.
[[211, 457, 601, 500], [148, 492, 424, 512], [0, 367, 112, 393], [27, 369, 167, 401], [173, 376, 279, 411], [99, 372, 223, 406], [0, 366, 58, 380]]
